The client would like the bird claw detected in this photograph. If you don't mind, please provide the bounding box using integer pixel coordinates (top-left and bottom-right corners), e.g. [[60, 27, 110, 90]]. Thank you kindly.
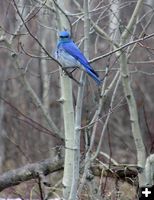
[[63, 69, 81, 85]]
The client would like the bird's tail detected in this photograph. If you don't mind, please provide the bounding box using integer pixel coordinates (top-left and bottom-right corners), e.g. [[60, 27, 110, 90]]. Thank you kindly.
[[85, 65, 102, 85]]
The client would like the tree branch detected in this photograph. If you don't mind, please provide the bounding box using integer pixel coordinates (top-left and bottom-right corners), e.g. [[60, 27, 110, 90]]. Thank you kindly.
[[0, 157, 63, 192], [90, 32, 154, 63]]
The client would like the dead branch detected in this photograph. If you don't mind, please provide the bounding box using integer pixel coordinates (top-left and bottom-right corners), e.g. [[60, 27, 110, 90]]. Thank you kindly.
[[91, 164, 139, 186], [0, 156, 142, 193], [0, 157, 63, 192]]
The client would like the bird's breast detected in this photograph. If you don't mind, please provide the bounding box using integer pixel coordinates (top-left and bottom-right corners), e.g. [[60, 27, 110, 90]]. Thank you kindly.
[[55, 48, 80, 68]]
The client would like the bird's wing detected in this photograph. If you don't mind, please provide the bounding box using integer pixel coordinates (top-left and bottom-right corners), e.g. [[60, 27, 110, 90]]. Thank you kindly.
[[62, 41, 99, 77]]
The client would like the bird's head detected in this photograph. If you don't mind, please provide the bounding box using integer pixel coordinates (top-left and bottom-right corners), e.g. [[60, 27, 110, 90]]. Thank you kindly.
[[58, 31, 71, 42]]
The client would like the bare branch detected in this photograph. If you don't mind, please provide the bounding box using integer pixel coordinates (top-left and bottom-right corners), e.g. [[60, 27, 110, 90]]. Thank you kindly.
[[0, 157, 63, 192], [90, 32, 154, 63]]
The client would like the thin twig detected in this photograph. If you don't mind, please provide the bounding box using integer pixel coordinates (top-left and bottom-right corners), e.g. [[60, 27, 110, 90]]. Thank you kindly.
[[0, 96, 63, 140], [90, 32, 154, 63]]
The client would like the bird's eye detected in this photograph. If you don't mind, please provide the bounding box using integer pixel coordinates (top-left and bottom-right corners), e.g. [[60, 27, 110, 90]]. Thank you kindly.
[[60, 36, 69, 38]]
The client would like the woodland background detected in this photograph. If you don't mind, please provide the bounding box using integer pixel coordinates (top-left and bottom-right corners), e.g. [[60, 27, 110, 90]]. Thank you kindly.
[[0, 0, 154, 199]]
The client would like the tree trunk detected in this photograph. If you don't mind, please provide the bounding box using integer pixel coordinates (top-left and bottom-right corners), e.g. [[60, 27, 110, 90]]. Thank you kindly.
[[120, 0, 146, 187], [55, 0, 76, 199]]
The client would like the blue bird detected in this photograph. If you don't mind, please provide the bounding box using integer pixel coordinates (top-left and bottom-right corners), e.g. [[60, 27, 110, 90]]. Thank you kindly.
[[55, 31, 102, 85]]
